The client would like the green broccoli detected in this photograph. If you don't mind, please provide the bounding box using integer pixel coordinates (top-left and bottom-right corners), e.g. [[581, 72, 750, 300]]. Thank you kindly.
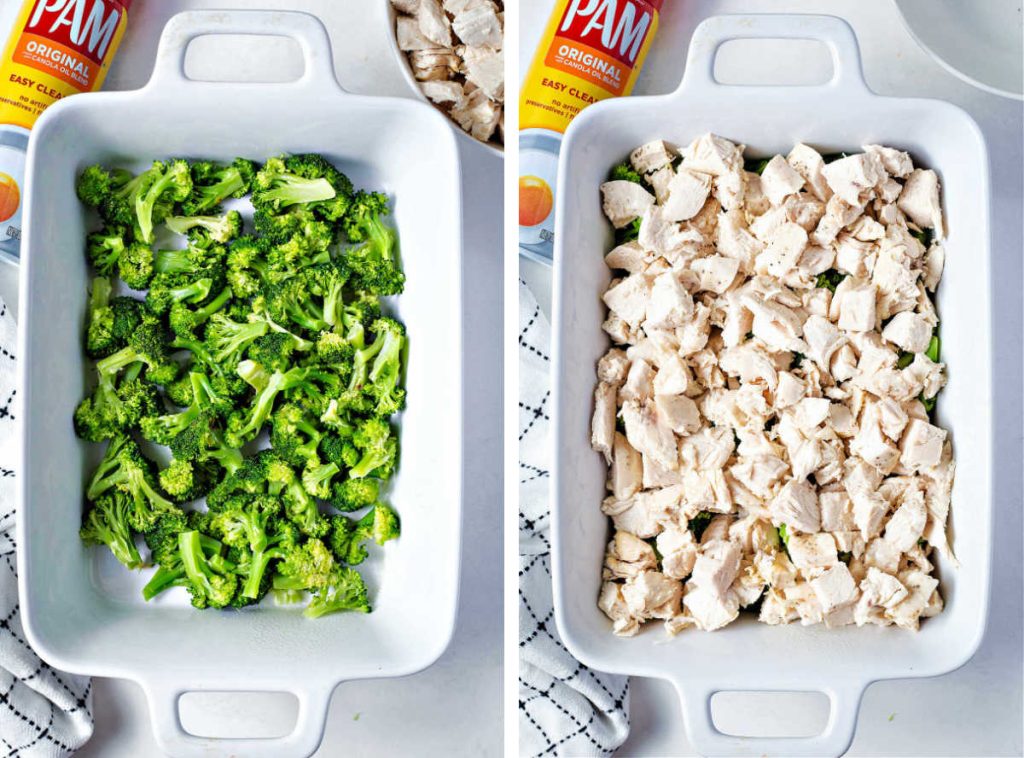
[[86, 227, 154, 289], [178, 530, 237, 609], [165, 210, 243, 245], [304, 567, 371, 617], [85, 277, 115, 358], [85, 435, 180, 531], [80, 491, 143, 569], [283, 153, 354, 221], [140, 372, 229, 445], [270, 403, 324, 468], [340, 191, 405, 296], [134, 159, 193, 243], [225, 236, 271, 298], [609, 161, 643, 184], [348, 417, 397, 480], [183, 158, 256, 215], [328, 504, 399, 566], [251, 155, 337, 214], [146, 273, 214, 315], [330, 477, 378, 512], [168, 287, 232, 337]]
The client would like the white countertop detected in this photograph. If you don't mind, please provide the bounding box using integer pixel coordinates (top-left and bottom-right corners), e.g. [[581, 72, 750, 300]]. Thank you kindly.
[[520, 0, 1023, 755], [0, 0, 502, 755]]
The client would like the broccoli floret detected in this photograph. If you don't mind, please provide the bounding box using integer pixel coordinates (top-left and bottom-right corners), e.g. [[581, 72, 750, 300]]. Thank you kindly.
[[74, 373, 159, 442], [110, 295, 145, 342], [340, 295, 382, 350], [272, 539, 336, 592], [158, 457, 220, 502], [345, 317, 406, 416], [304, 567, 370, 618], [253, 206, 319, 244], [146, 273, 214, 315], [226, 236, 271, 298], [328, 504, 399, 566], [140, 372, 229, 445], [815, 268, 846, 293], [86, 227, 155, 289], [208, 499, 300, 599], [168, 418, 244, 475], [135, 159, 193, 243], [251, 155, 337, 214], [178, 530, 237, 609], [305, 261, 350, 328], [225, 365, 324, 447], [247, 331, 299, 372], [205, 312, 268, 365], [165, 210, 243, 245], [340, 191, 404, 296], [168, 287, 232, 337], [270, 403, 324, 468], [80, 491, 143, 569], [183, 158, 256, 215], [98, 171, 148, 228], [265, 224, 334, 280], [283, 153, 354, 221], [154, 242, 225, 277], [302, 460, 338, 499], [330, 477, 378, 512], [321, 432, 359, 470], [85, 435, 180, 531], [609, 161, 643, 184], [77, 165, 137, 216], [85, 277, 115, 358], [75, 319, 173, 440], [348, 417, 397, 480], [264, 277, 328, 333]]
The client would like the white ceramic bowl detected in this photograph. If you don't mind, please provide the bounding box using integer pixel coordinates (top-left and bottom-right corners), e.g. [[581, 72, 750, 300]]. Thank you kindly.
[[894, 0, 1023, 100], [17, 11, 463, 758], [384, 2, 504, 158], [551, 14, 992, 758]]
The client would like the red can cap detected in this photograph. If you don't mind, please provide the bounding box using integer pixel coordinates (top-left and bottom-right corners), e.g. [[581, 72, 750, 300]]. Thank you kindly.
[[646, 0, 664, 10], [115, 0, 131, 10]]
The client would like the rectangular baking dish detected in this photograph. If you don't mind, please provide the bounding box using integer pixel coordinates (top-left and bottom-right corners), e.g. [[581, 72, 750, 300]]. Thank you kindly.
[[16, 10, 462, 758], [551, 14, 992, 758]]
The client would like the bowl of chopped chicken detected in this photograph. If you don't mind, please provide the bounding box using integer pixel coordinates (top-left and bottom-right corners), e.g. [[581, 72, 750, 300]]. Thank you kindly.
[[387, 0, 504, 155], [550, 14, 992, 757]]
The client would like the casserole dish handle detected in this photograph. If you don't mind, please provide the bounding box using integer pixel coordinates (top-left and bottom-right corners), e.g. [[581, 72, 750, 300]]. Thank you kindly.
[[144, 680, 336, 758], [678, 13, 871, 97], [147, 9, 344, 94], [672, 678, 866, 757]]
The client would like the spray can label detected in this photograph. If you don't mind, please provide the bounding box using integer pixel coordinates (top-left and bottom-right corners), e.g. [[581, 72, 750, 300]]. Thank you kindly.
[[519, 0, 662, 262], [0, 0, 130, 260]]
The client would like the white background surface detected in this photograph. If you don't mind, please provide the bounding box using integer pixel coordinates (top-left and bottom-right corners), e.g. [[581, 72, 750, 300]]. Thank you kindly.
[[0, 0, 502, 755], [520, 0, 1023, 755]]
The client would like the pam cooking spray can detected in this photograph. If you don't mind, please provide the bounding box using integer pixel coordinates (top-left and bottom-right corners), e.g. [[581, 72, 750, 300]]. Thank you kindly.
[[0, 0, 131, 265], [519, 0, 663, 263]]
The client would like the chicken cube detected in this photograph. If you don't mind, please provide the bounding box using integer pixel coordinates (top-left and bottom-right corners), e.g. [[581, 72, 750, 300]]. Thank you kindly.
[[601, 180, 656, 228], [897, 169, 944, 238], [769, 480, 821, 533], [760, 155, 805, 205]]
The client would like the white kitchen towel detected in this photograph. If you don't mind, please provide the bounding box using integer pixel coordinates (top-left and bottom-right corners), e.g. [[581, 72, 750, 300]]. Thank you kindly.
[[518, 279, 630, 757], [0, 295, 94, 758]]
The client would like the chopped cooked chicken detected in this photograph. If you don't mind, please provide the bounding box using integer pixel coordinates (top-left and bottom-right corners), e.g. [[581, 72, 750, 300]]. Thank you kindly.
[[595, 135, 953, 635], [391, 0, 503, 146]]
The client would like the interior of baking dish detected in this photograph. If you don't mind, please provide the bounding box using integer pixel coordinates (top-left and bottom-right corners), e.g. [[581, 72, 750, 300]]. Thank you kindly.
[[552, 90, 992, 689], [18, 90, 463, 684]]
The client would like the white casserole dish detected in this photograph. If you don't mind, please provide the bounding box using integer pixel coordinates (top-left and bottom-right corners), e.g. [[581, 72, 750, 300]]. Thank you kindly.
[[551, 14, 992, 758], [16, 10, 462, 758]]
